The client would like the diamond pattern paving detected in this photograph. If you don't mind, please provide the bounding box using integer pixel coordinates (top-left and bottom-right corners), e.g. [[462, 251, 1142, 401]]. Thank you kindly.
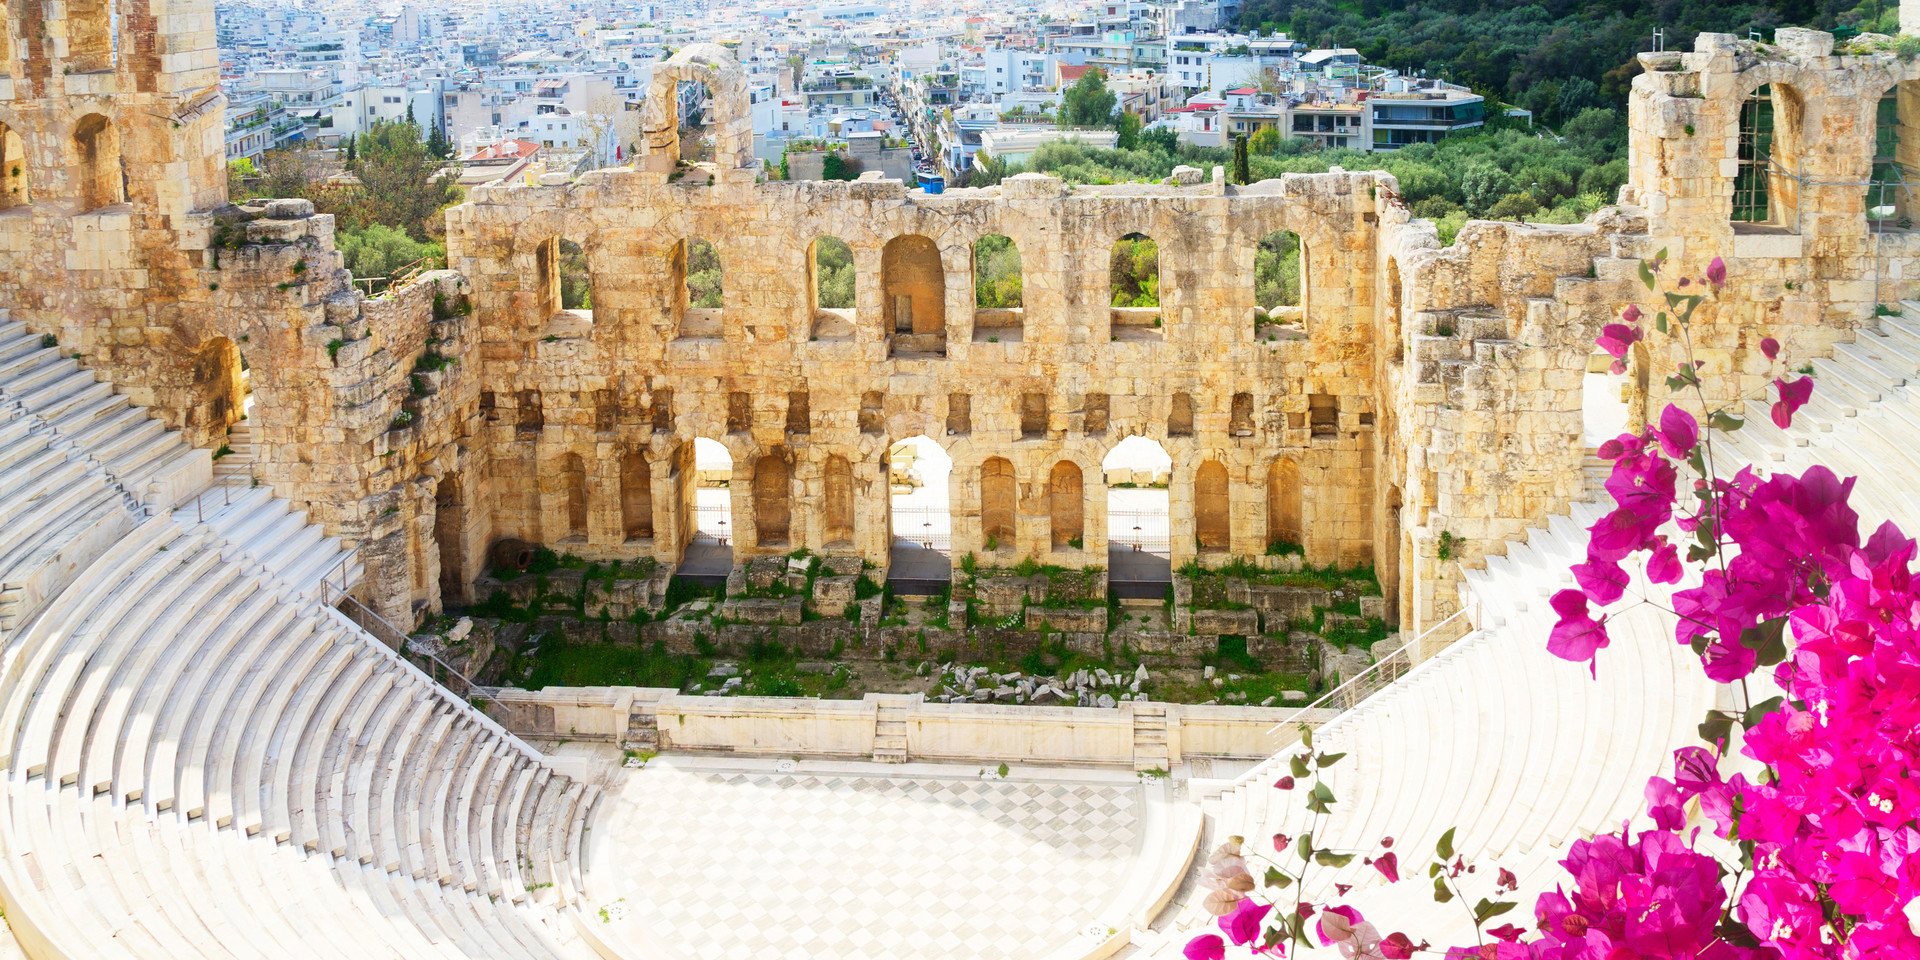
[[583, 762, 1146, 960]]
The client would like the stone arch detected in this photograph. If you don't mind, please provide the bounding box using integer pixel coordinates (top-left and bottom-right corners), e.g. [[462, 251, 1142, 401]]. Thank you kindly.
[[972, 234, 1022, 342], [1048, 460, 1084, 549], [0, 120, 29, 208], [73, 113, 124, 211], [823, 454, 855, 548], [883, 234, 945, 354], [559, 452, 588, 541], [66, 0, 114, 74], [1867, 78, 1920, 230], [190, 335, 246, 440], [980, 457, 1017, 549], [752, 447, 792, 546], [640, 44, 755, 171], [1730, 78, 1808, 229], [887, 435, 953, 582], [1194, 460, 1231, 552], [558, 239, 592, 313], [1267, 457, 1301, 549], [621, 446, 652, 541]]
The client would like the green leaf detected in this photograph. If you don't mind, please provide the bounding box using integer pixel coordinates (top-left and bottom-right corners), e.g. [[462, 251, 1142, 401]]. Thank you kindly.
[[1436, 827, 1456, 861], [1299, 724, 1314, 751], [1311, 782, 1336, 807], [1314, 850, 1356, 867], [1428, 861, 1445, 878], [1656, 311, 1670, 334], [1473, 898, 1517, 923], [1316, 751, 1347, 768], [1433, 875, 1454, 903], [1699, 709, 1735, 746], [1264, 866, 1294, 888], [1290, 755, 1310, 778], [1710, 410, 1745, 433], [1639, 259, 1657, 292], [1743, 695, 1786, 728], [1296, 833, 1313, 862], [1739, 616, 1788, 666]]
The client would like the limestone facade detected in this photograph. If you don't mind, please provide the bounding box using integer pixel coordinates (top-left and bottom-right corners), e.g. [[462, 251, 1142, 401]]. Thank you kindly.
[[6, 16, 1920, 636]]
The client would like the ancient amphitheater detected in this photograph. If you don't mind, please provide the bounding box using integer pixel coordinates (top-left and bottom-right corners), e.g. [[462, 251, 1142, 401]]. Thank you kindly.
[[3, 1, 1920, 956]]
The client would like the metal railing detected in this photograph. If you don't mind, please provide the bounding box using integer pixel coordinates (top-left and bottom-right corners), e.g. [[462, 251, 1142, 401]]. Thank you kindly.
[[320, 578, 508, 714], [351, 255, 437, 298]]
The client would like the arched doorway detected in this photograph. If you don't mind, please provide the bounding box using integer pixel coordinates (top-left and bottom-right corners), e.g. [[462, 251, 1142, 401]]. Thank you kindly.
[[680, 437, 734, 577], [1104, 436, 1172, 595], [1583, 348, 1630, 449], [980, 457, 1017, 553], [1048, 461, 1084, 550], [882, 235, 945, 357], [886, 436, 952, 592], [752, 448, 792, 547], [1194, 460, 1231, 553]]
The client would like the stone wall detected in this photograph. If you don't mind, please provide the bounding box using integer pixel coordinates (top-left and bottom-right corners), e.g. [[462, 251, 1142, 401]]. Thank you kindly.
[[8, 15, 1920, 646], [481, 685, 1331, 766]]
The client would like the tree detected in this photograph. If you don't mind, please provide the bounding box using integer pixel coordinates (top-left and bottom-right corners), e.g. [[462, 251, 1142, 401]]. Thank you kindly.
[[425, 123, 454, 161], [973, 235, 1023, 308], [820, 151, 857, 181], [335, 223, 444, 279], [327, 119, 461, 241], [1248, 127, 1282, 156], [1232, 135, 1251, 185], [685, 239, 723, 308], [1140, 126, 1180, 153], [343, 134, 356, 167], [813, 237, 855, 309], [1116, 110, 1142, 150], [1061, 68, 1117, 128]]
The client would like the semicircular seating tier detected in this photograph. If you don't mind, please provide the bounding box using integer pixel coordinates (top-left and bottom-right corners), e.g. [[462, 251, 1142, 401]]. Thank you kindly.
[[0, 313, 597, 959]]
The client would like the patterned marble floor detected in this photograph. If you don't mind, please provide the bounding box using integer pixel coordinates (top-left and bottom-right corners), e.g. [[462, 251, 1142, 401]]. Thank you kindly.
[[578, 757, 1165, 960]]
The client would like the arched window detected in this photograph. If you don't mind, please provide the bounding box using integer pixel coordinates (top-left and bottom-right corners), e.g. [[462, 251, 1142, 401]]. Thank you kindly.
[[973, 234, 1022, 342], [752, 449, 791, 546], [73, 114, 123, 212], [883, 234, 945, 356], [980, 457, 1017, 550], [1048, 461, 1083, 549], [0, 123, 28, 209], [1110, 232, 1162, 339], [622, 447, 652, 541], [1195, 460, 1230, 552], [1869, 85, 1918, 232], [686, 237, 722, 308], [1267, 458, 1301, 551], [1254, 230, 1304, 335], [191, 336, 246, 439], [809, 235, 856, 339], [1733, 83, 1803, 230], [677, 80, 716, 164], [672, 238, 722, 338], [559, 239, 592, 313], [559, 453, 588, 541]]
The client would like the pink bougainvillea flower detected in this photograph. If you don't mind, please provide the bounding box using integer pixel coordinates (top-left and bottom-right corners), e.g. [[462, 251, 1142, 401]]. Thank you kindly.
[[1646, 541, 1682, 585], [1315, 905, 1366, 947], [1596, 323, 1642, 360], [1220, 897, 1273, 946], [1658, 404, 1699, 459], [1274, 776, 1295, 790], [1771, 375, 1814, 429], [1184, 933, 1227, 960], [1761, 336, 1781, 361], [1706, 255, 1727, 287], [1622, 303, 1643, 325], [1546, 588, 1609, 673], [1369, 851, 1400, 883], [1380, 932, 1418, 959]]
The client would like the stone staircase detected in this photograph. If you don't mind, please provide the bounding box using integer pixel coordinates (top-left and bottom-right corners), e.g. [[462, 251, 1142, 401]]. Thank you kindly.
[[213, 418, 255, 483], [1131, 703, 1170, 772], [872, 698, 910, 763], [0, 321, 604, 958]]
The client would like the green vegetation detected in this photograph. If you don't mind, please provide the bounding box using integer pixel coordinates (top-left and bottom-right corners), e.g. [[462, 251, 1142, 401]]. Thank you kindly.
[[1109, 234, 1160, 307], [813, 236, 855, 309], [1232, 0, 1884, 125], [1254, 230, 1301, 310], [337, 224, 444, 281], [1061, 68, 1119, 128], [973, 234, 1023, 309], [1009, 113, 1626, 244], [686, 238, 723, 308]]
